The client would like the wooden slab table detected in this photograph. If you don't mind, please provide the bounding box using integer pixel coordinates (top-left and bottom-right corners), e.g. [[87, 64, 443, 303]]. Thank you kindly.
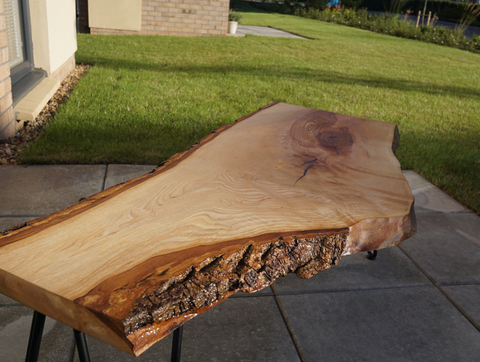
[[0, 103, 416, 358]]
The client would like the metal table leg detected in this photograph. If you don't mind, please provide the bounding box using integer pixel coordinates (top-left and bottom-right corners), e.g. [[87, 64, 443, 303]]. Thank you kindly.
[[74, 329, 91, 362], [25, 311, 91, 362], [26, 311, 182, 362], [25, 311, 46, 362], [171, 325, 184, 362]]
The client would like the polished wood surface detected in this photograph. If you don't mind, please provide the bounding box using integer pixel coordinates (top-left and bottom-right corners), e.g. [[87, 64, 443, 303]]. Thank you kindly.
[[0, 103, 416, 356]]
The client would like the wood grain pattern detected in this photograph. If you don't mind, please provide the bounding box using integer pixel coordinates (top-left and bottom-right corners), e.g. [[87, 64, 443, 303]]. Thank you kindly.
[[0, 103, 416, 356]]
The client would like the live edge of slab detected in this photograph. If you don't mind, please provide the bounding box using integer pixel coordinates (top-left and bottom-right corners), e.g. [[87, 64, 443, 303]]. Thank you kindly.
[[0, 103, 416, 356]]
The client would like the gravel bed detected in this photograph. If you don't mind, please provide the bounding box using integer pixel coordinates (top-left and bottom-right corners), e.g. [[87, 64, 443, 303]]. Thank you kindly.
[[0, 64, 91, 165]]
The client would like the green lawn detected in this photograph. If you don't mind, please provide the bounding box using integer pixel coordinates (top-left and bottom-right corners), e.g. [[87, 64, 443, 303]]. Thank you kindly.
[[19, 7, 480, 214]]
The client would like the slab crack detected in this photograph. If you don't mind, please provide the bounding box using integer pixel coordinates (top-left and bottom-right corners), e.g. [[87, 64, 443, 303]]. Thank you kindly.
[[295, 164, 315, 185]]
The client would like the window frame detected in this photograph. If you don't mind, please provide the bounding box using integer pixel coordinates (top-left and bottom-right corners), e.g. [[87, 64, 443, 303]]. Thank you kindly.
[[8, 0, 34, 85]]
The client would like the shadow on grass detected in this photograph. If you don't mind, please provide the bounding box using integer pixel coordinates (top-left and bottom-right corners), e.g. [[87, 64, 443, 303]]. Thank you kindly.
[[397, 130, 480, 213], [84, 57, 480, 100], [232, 1, 271, 14], [19, 115, 224, 165]]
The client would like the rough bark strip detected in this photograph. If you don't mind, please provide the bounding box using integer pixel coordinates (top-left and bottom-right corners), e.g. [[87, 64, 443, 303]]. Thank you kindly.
[[124, 232, 347, 335]]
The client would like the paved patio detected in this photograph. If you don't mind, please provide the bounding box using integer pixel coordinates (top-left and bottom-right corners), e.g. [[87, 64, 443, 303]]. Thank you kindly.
[[1, 165, 479, 361], [234, 25, 308, 39]]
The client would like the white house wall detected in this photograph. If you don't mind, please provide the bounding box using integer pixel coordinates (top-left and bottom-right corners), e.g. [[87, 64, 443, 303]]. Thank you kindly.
[[29, 0, 77, 75], [89, 0, 142, 31]]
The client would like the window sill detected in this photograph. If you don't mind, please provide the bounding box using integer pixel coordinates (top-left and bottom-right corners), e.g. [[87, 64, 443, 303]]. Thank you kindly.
[[14, 78, 60, 123]]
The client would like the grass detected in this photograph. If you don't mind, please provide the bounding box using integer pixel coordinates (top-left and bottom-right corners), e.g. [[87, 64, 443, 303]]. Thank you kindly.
[[19, 5, 480, 214], [251, 2, 480, 54]]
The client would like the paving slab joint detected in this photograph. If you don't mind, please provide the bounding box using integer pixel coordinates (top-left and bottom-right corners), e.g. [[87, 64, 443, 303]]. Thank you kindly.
[[397, 245, 480, 333], [271, 283, 308, 362], [102, 165, 109, 191]]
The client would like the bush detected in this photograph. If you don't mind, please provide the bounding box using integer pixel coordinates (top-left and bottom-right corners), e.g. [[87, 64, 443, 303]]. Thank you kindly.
[[361, 0, 480, 25], [229, 10, 243, 23], [250, 0, 480, 26], [248, 2, 480, 54], [251, 1, 306, 15], [342, 0, 364, 11]]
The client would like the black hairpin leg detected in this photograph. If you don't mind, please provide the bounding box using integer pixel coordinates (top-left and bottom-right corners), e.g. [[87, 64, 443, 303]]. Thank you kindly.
[[25, 311, 91, 362], [74, 329, 91, 362], [25, 311, 46, 362], [26, 311, 179, 362], [366, 250, 378, 260], [171, 325, 184, 362]]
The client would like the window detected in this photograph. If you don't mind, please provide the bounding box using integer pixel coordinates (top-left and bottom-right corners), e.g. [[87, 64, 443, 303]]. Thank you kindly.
[[4, 0, 34, 85], [4, 0, 46, 104]]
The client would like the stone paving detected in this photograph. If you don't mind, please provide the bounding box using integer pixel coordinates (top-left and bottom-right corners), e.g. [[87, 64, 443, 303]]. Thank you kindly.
[[1, 165, 479, 361], [235, 25, 308, 39]]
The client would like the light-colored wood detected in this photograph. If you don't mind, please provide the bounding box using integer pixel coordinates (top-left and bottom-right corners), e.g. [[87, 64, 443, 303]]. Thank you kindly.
[[0, 103, 416, 356]]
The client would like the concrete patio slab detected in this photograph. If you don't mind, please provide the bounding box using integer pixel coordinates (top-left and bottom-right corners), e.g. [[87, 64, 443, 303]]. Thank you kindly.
[[0, 293, 19, 306], [236, 25, 307, 39], [0, 216, 39, 231], [104, 164, 156, 190], [400, 213, 480, 285], [0, 306, 73, 362], [180, 296, 299, 362], [443, 285, 480, 326], [80, 296, 299, 362], [0, 165, 106, 216], [273, 245, 430, 294], [279, 287, 480, 362], [402, 171, 469, 213], [79, 330, 172, 362], [231, 285, 274, 297]]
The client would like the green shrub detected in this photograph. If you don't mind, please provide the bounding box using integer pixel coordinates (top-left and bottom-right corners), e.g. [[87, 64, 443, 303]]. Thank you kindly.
[[229, 10, 243, 23], [246, 1, 479, 53], [287, 6, 480, 54], [360, 0, 480, 25], [252, 1, 306, 14], [342, 0, 364, 11]]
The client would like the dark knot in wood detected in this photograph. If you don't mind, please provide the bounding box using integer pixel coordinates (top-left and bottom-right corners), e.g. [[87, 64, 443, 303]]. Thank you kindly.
[[317, 127, 354, 151]]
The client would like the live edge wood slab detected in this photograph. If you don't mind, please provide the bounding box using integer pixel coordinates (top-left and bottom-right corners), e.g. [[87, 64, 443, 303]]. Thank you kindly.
[[0, 103, 416, 356]]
